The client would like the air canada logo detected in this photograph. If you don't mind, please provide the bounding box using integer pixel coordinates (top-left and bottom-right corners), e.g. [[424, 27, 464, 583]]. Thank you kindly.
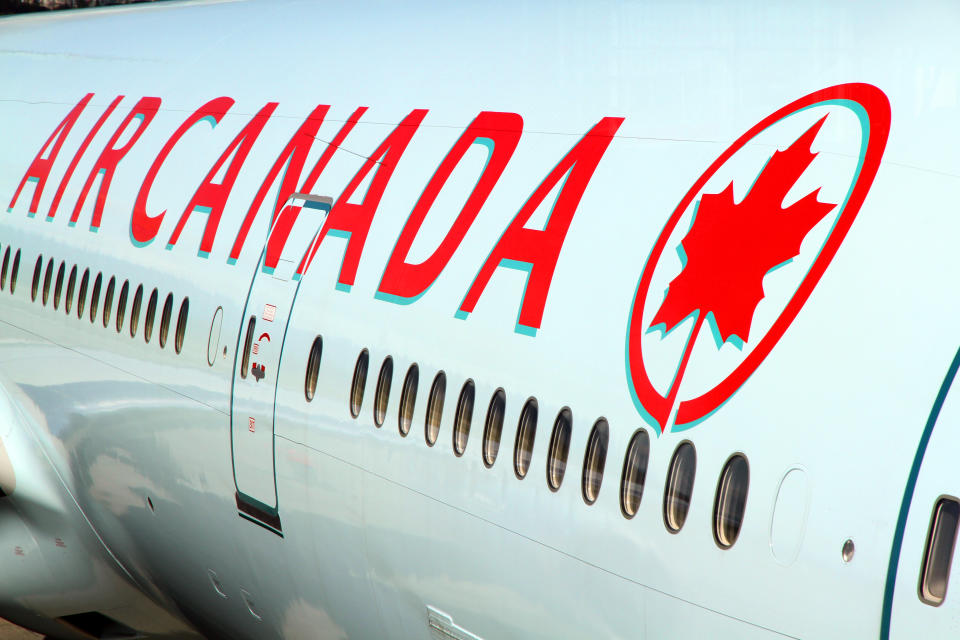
[[627, 83, 891, 433]]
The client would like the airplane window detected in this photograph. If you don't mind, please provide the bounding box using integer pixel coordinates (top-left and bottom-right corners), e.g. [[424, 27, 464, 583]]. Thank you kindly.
[[453, 379, 475, 457], [514, 398, 538, 479], [143, 288, 158, 342], [349, 349, 369, 418], [373, 356, 393, 427], [482, 389, 506, 468], [424, 371, 446, 446], [0, 247, 8, 290], [582, 418, 609, 505], [42, 258, 53, 306], [714, 454, 749, 548], [65, 265, 77, 315], [546, 408, 572, 491], [664, 442, 697, 533], [9, 249, 20, 294], [89, 273, 103, 323], [31, 255, 42, 302], [159, 293, 174, 348], [77, 268, 89, 318], [240, 315, 255, 379], [398, 364, 418, 436], [304, 336, 323, 402], [175, 298, 188, 354], [920, 497, 960, 606], [620, 429, 651, 519], [116, 281, 129, 333], [130, 285, 143, 337], [53, 261, 65, 310], [102, 276, 116, 328]]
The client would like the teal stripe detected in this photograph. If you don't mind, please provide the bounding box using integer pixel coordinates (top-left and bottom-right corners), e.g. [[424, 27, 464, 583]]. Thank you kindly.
[[881, 346, 960, 638]]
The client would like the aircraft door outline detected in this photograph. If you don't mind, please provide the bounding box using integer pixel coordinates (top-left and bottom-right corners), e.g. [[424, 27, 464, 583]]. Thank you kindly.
[[229, 193, 332, 535]]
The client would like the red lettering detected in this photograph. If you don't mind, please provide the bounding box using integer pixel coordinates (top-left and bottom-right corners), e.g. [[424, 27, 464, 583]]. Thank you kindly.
[[230, 102, 332, 265], [458, 117, 624, 333], [8, 93, 93, 215], [48, 95, 124, 221], [167, 102, 278, 256], [130, 97, 234, 245], [70, 97, 161, 229], [377, 111, 523, 301], [298, 109, 428, 286], [285, 107, 367, 274]]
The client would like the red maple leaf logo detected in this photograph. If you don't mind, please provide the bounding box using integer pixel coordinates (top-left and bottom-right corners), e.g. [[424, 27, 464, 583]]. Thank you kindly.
[[649, 115, 836, 405]]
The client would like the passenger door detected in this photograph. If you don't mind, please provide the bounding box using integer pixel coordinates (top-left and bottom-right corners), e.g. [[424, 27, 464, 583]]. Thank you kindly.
[[230, 194, 331, 535]]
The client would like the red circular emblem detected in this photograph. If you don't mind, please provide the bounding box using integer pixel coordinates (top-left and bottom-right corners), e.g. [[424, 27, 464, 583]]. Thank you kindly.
[[626, 83, 891, 433]]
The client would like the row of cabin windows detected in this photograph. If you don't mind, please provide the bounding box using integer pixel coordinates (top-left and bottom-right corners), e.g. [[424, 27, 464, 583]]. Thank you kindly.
[[0, 246, 189, 353], [302, 346, 751, 548]]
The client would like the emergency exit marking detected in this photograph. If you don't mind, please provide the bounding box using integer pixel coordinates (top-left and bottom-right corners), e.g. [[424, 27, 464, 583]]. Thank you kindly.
[[263, 304, 276, 322], [248, 417, 255, 433]]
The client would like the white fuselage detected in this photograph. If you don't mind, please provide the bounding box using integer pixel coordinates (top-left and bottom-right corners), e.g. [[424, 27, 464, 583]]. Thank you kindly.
[[0, 2, 959, 639]]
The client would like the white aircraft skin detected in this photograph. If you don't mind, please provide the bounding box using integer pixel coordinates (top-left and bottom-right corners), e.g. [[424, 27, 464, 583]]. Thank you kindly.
[[0, 1, 958, 638]]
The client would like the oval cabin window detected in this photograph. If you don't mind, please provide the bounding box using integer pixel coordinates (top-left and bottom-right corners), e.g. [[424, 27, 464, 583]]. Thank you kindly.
[[240, 316, 255, 379], [424, 371, 446, 446], [89, 273, 103, 324], [514, 398, 538, 479], [53, 262, 65, 310], [373, 356, 393, 427], [31, 255, 42, 302], [452, 379, 475, 456], [159, 293, 173, 348], [304, 336, 323, 402], [349, 349, 369, 418], [116, 281, 129, 333], [10, 250, 20, 294], [42, 258, 53, 306], [713, 454, 749, 548], [175, 298, 188, 353], [130, 285, 143, 337], [482, 389, 506, 468], [582, 418, 609, 505], [64, 265, 77, 315], [664, 442, 697, 533], [77, 269, 89, 318], [102, 276, 116, 328], [920, 497, 960, 606], [397, 364, 418, 436], [0, 247, 9, 290], [620, 429, 651, 519], [546, 408, 572, 491], [143, 288, 158, 342]]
